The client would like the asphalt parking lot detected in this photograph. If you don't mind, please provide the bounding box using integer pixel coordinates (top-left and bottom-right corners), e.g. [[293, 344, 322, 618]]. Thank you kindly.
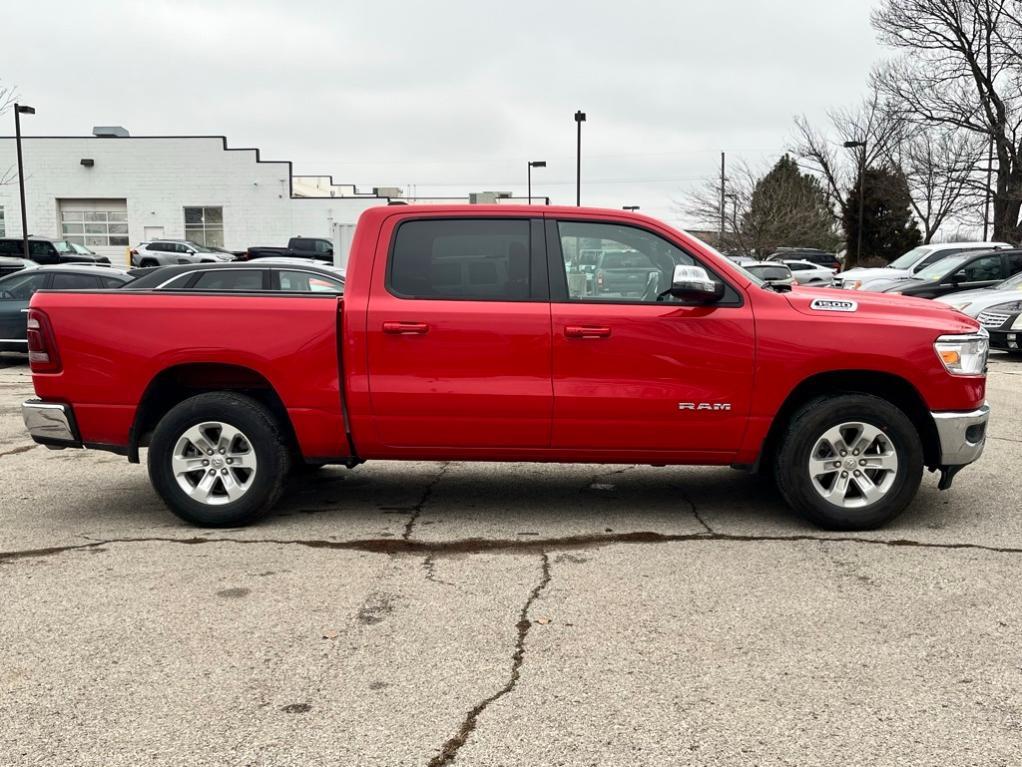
[[1, 353, 1021, 766]]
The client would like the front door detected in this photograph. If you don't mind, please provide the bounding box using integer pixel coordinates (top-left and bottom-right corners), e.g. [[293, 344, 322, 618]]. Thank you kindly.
[[365, 216, 552, 450], [548, 218, 755, 456]]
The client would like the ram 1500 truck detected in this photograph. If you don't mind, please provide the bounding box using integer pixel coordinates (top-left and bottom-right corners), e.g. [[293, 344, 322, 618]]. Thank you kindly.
[[22, 206, 991, 530]]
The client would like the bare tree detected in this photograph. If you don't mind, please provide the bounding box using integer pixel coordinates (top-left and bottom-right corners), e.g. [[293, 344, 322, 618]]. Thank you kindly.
[[889, 124, 987, 242], [793, 84, 906, 221], [679, 161, 756, 254], [871, 0, 1022, 242]]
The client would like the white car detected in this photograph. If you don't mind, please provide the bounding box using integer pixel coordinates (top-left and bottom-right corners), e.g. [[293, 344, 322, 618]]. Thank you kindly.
[[131, 240, 235, 267], [782, 259, 835, 286], [935, 270, 1022, 317], [835, 242, 1011, 290]]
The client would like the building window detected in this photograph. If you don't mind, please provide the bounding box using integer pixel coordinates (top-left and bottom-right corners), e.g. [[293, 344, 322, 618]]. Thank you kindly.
[[0, 206, 5, 237], [60, 208, 129, 247], [184, 206, 224, 247]]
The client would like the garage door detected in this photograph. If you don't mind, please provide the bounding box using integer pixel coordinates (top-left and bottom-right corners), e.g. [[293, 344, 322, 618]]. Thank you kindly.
[[58, 199, 129, 264]]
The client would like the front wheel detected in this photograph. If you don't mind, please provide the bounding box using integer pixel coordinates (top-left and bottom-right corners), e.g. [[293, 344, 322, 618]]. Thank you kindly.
[[148, 392, 290, 526], [774, 394, 923, 530]]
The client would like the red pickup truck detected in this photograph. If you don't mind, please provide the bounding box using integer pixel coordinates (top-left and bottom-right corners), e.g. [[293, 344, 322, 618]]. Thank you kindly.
[[21, 206, 990, 531]]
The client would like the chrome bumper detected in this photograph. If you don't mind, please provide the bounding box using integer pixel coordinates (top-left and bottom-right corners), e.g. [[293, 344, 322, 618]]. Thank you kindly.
[[932, 403, 990, 466], [22, 399, 81, 448]]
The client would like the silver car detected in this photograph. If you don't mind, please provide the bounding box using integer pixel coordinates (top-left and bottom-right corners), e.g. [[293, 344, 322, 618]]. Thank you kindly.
[[782, 259, 835, 286], [835, 242, 1011, 290], [935, 270, 1022, 317], [131, 240, 235, 267]]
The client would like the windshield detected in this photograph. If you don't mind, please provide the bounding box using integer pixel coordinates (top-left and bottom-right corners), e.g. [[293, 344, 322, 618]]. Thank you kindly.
[[916, 254, 970, 281], [185, 241, 216, 253], [888, 245, 934, 270], [995, 271, 1022, 290], [53, 240, 74, 254]]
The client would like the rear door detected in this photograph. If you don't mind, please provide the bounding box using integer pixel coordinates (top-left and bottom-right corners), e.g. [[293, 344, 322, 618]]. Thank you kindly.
[[365, 216, 552, 450], [548, 217, 755, 456]]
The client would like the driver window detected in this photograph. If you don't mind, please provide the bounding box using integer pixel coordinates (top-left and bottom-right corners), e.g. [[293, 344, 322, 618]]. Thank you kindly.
[[0, 272, 47, 300], [957, 255, 1001, 282], [557, 221, 696, 302]]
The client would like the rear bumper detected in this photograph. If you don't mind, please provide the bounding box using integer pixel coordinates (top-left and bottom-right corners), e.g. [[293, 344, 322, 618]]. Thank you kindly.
[[22, 399, 82, 449], [932, 403, 990, 467]]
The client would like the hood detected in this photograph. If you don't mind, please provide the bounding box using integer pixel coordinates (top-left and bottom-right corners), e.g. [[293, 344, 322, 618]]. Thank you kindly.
[[783, 285, 979, 333], [937, 285, 1022, 317]]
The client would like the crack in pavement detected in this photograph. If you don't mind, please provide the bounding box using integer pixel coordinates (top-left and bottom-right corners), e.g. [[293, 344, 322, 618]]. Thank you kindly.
[[402, 463, 450, 541], [990, 435, 1022, 444], [422, 555, 454, 586], [427, 552, 551, 767], [8, 529, 1022, 565], [0, 444, 36, 459], [671, 483, 714, 534]]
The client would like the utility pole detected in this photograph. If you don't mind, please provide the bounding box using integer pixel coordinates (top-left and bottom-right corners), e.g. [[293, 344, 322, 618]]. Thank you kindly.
[[14, 103, 36, 261], [718, 152, 726, 247], [983, 134, 993, 240], [574, 110, 586, 206]]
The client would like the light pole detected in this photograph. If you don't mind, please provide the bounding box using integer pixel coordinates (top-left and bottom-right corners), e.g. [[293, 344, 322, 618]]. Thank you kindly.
[[14, 103, 35, 261], [844, 139, 866, 264], [574, 110, 586, 206], [527, 161, 546, 205], [622, 205, 640, 212]]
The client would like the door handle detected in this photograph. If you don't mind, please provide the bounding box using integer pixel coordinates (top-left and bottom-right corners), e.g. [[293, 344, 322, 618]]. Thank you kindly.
[[564, 325, 611, 339], [383, 321, 429, 335]]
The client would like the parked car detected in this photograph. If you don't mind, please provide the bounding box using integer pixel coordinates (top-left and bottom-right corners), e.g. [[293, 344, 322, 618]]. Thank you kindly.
[[935, 269, 1022, 317], [767, 249, 841, 273], [975, 298, 1022, 354], [0, 236, 110, 265], [125, 260, 345, 293], [244, 237, 334, 262], [22, 205, 990, 532], [781, 259, 835, 286], [743, 260, 796, 288], [0, 256, 36, 279], [0, 265, 132, 352], [881, 249, 1022, 299], [131, 240, 236, 267], [53, 239, 110, 263], [835, 242, 1011, 290], [593, 250, 662, 296]]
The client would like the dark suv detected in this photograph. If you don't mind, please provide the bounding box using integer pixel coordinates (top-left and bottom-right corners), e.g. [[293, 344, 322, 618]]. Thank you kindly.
[[0, 237, 110, 265]]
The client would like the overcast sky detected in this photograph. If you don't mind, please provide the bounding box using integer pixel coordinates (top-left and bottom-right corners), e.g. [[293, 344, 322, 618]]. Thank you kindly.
[[4, 0, 885, 225]]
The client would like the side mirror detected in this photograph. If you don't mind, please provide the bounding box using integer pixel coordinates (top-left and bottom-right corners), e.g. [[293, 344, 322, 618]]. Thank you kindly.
[[668, 265, 724, 303]]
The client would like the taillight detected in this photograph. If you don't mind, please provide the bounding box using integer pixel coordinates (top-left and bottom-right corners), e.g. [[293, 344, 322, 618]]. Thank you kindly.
[[26, 309, 62, 373], [239, 251, 250, 261]]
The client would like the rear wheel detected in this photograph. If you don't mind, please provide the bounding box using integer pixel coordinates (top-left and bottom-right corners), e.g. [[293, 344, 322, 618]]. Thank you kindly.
[[148, 392, 290, 526], [774, 394, 923, 530], [139, 258, 158, 268]]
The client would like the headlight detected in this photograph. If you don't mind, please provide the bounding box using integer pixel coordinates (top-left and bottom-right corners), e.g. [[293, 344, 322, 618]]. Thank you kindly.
[[934, 330, 989, 375], [988, 300, 1022, 313], [1012, 315, 1022, 330]]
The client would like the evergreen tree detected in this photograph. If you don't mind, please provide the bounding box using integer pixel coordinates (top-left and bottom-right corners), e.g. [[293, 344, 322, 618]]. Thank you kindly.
[[843, 166, 922, 266], [744, 155, 839, 255]]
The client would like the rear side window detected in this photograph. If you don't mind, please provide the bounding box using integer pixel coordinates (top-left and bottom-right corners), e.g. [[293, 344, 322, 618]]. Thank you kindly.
[[1004, 252, 1022, 276], [278, 270, 343, 293], [51, 273, 100, 290], [191, 270, 265, 291], [28, 241, 56, 258], [389, 219, 531, 301]]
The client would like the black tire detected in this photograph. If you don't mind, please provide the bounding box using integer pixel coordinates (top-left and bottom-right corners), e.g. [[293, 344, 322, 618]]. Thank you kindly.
[[774, 393, 923, 531], [147, 392, 290, 527], [139, 258, 158, 268]]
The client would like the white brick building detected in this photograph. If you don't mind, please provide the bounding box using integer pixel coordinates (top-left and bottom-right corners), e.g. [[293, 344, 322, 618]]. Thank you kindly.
[[0, 132, 397, 265]]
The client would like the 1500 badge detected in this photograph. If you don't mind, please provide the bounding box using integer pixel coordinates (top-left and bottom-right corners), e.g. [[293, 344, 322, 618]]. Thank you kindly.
[[810, 298, 858, 312]]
